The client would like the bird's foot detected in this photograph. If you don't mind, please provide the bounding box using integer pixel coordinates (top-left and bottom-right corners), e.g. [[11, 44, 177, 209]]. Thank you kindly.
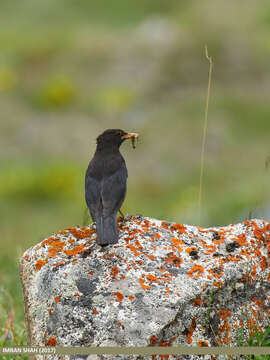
[[91, 222, 96, 229], [118, 209, 125, 221]]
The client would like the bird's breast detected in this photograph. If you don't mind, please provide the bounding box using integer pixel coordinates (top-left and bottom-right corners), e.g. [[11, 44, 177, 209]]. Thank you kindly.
[[88, 151, 127, 180]]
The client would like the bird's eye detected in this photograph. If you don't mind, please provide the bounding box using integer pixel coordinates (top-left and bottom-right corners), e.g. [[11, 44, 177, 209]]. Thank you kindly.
[[117, 131, 123, 136]]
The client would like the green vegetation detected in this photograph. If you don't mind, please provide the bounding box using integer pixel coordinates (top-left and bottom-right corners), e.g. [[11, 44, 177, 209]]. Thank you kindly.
[[1, 0, 270, 352], [237, 326, 270, 360]]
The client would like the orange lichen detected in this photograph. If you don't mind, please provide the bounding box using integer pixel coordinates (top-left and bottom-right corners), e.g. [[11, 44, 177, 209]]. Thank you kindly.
[[47, 239, 66, 257], [170, 223, 187, 234], [161, 221, 169, 229], [163, 272, 173, 278], [150, 335, 158, 344], [110, 266, 119, 278], [88, 270, 94, 275], [139, 277, 151, 290], [41, 236, 57, 247], [163, 253, 182, 267], [218, 321, 231, 336], [150, 336, 176, 359], [24, 254, 30, 260], [64, 244, 85, 256], [159, 277, 171, 283], [239, 249, 250, 257], [219, 309, 232, 321], [145, 253, 155, 260], [234, 233, 247, 246], [197, 340, 208, 347], [251, 265, 257, 277], [126, 243, 141, 256], [255, 298, 263, 308], [142, 225, 150, 232], [185, 247, 198, 254], [187, 265, 204, 279], [171, 238, 185, 247], [146, 274, 159, 283], [144, 219, 150, 226], [226, 256, 239, 262], [208, 267, 223, 278], [117, 321, 122, 328], [129, 295, 134, 301], [253, 225, 265, 241], [35, 259, 47, 270], [68, 226, 94, 239], [192, 298, 202, 306], [187, 318, 196, 344], [55, 297, 60, 303], [45, 337, 57, 346], [124, 236, 133, 244], [213, 281, 223, 288], [52, 261, 66, 267], [92, 308, 99, 315], [247, 318, 257, 332], [73, 293, 81, 297], [135, 240, 144, 249], [114, 291, 124, 302], [200, 242, 216, 253], [259, 255, 267, 271]]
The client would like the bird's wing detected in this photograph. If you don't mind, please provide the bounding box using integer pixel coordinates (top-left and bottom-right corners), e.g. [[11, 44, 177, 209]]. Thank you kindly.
[[85, 165, 102, 222], [101, 163, 127, 217]]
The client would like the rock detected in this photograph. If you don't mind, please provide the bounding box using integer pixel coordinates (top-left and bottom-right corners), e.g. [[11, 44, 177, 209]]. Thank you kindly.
[[20, 216, 270, 359]]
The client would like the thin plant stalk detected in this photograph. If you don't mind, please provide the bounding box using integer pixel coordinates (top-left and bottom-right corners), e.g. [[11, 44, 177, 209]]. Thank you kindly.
[[198, 46, 213, 224]]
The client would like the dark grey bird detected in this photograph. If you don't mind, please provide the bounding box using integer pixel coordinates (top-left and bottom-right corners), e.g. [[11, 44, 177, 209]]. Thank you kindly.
[[85, 129, 138, 246]]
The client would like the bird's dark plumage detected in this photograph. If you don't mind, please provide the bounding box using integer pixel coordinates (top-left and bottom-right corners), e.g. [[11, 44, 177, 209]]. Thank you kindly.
[[85, 129, 138, 246]]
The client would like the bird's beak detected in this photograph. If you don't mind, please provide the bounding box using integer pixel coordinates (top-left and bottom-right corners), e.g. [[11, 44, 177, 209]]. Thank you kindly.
[[121, 132, 139, 140]]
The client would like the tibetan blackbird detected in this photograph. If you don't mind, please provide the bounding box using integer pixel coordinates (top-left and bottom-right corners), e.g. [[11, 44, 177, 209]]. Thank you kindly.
[[85, 129, 138, 246]]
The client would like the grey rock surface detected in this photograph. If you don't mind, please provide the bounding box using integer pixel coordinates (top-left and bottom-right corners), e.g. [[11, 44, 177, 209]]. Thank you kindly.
[[20, 216, 270, 359]]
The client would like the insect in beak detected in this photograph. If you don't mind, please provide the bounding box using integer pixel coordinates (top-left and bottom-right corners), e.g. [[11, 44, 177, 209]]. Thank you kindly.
[[122, 133, 139, 149]]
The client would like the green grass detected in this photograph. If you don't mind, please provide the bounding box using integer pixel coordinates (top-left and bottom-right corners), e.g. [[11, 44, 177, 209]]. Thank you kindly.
[[236, 326, 270, 360], [0, 283, 28, 359]]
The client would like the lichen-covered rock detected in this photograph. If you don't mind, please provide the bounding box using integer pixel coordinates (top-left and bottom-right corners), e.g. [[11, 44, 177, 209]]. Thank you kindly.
[[20, 216, 270, 359]]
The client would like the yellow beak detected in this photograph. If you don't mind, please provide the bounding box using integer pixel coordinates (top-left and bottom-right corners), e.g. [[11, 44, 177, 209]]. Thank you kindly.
[[122, 132, 139, 140]]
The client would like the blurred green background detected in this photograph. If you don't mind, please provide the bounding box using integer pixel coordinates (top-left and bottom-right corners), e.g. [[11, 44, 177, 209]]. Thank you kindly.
[[1, 0, 270, 349]]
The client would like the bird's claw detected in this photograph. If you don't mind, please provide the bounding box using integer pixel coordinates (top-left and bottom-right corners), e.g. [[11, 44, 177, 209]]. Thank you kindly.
[[118, 209, 125, 220]]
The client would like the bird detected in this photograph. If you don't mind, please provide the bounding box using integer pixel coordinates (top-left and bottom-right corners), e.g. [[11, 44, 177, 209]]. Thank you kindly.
[[85, 129, 138, 246]]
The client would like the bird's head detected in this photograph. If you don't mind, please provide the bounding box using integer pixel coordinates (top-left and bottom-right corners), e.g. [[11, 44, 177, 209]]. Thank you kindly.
[[96, 129, 138, 149]]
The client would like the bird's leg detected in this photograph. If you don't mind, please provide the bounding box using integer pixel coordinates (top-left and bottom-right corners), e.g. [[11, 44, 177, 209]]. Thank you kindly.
[[91, 221, 96, 229], [118, 209, 125, 220]]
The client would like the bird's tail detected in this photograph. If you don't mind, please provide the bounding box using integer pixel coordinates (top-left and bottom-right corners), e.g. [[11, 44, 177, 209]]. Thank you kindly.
[[96, 214, 119, 246]]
